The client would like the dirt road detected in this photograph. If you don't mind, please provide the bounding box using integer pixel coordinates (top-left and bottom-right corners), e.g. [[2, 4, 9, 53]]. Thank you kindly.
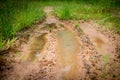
[[0, 7, 120, 80]]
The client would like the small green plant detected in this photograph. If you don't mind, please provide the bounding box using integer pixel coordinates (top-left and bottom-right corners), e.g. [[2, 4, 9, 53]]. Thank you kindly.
[[45, 24, 52, 31], [102, 54, 110, 63], [73, 21, 83, 34], [6, 37, 17, 49], [20, 54, 27, 61], [100, 73, 106, 78], [14, 51, 20, 58], [74, 21, 80, 28]]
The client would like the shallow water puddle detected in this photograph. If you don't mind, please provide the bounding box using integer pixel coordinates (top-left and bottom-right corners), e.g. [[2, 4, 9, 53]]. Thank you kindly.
[[56, 29, 80, 80], [27, 33, 48, 62]]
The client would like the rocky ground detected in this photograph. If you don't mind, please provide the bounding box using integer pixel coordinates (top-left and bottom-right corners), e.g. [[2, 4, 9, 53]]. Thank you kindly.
[[0, 7, 120, 80]]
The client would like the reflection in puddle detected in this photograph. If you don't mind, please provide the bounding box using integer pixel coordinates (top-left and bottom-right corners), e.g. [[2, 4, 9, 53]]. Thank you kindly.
[[56, 29, 79, 80]]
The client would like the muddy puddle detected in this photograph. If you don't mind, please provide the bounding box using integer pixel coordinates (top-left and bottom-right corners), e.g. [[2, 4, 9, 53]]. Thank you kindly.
[[79, 22, 116, 55], [27, 33, 48, 62], [56, 28, 80, 80]]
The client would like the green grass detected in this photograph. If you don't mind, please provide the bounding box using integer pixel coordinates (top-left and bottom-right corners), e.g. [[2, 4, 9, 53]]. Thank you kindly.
[[98, 16, 120, 33], [0, 1, 45, 50], [55, 5, 72, 20], [13, 3, 45, 34], [54, 1, 120, 34], [0, 1, 45, 37], [0, 38, 4, 50]]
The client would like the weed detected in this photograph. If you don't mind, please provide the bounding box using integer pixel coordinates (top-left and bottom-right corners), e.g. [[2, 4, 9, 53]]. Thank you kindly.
[[74, 22, 80, 28], [102, 54, 110, 63], [14, 51, 20, 58], [100, 73, 106, 78], [6, 37, 17, 49], [20, 54, 27, 61], [73, 21, 83, 34]]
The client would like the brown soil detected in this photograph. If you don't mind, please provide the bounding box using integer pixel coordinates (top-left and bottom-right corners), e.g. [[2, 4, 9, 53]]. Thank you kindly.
[[0, 7, 120, 80]]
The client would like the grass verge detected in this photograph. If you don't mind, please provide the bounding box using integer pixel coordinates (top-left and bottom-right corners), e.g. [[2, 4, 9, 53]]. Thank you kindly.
[[0, 1, 45, 50], [54, 1, 120, 34]]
